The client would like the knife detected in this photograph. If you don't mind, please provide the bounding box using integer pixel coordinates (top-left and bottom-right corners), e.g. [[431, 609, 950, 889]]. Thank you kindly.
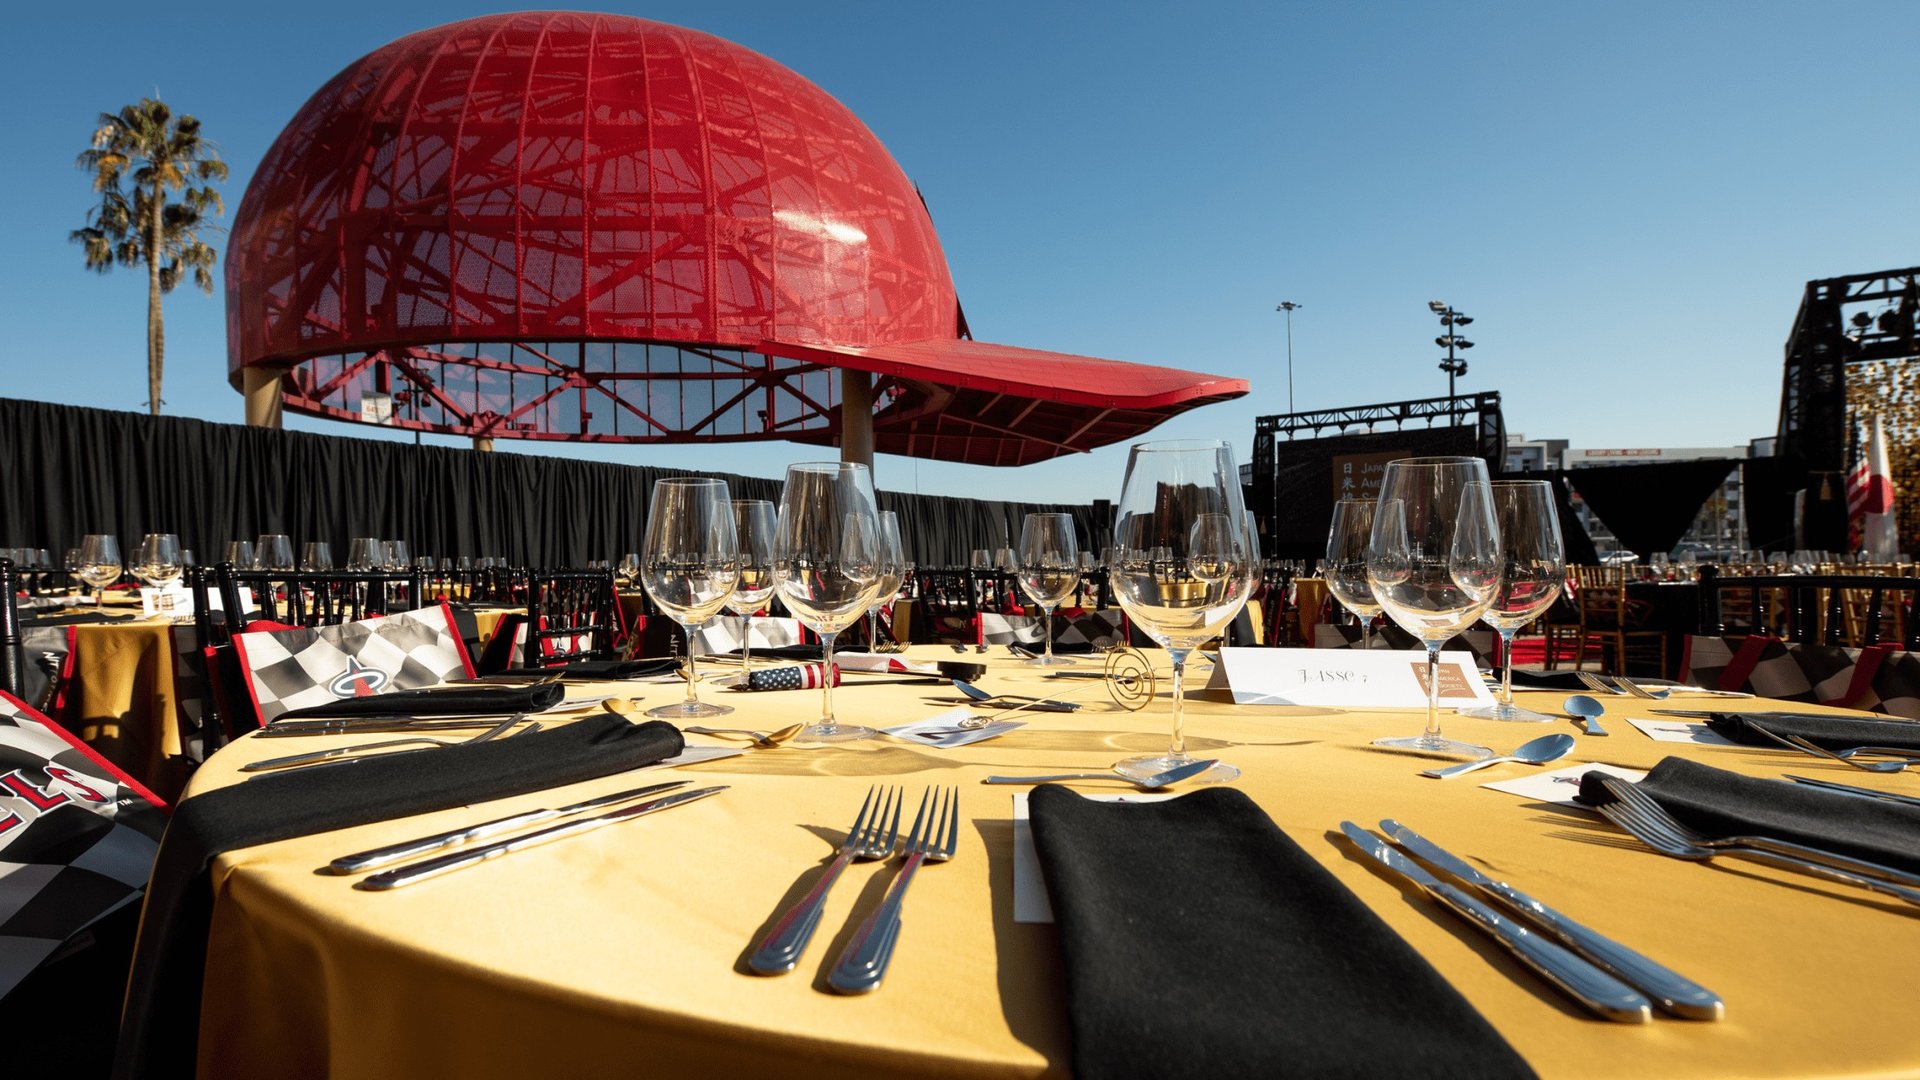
[[259, 716, 533, 737], [357, 786, 727, 890], [329, 780, 692, 874], [1379, 819, 1723, 1020], [1785, 775, 1920, 809], [1337, 822, 1651, 1023]]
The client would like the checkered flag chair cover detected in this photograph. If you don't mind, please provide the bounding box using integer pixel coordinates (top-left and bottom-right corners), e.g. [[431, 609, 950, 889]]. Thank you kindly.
[[0, 690, 166, 999], [228, 602, 477, 726], [979, 609, 1125, 649], [1683, 634, 1920, 718], [690, 616, 807, 656]]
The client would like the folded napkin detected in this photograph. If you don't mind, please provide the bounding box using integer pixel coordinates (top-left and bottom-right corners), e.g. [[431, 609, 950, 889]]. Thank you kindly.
[[112, 715, 683, 1080], [744, 663, 840, 690], [1703, 711, 1920, 754], [269, 680, 565, 720], [1576, 757, 1920, 874], [1027, 787, 1535, 1080], [1501, 669, 1599, 691], [498, 658, 680, 679]]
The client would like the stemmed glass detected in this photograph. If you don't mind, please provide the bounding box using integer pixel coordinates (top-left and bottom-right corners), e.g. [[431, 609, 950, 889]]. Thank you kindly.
[[256, 534, 295, 571], [78, 535, 123, 605], [133, 534, 183, 589], [385, 540, 412, 571], [1324, 498, 1384, 650], [1109, 440, 1259, 783], [773, 462, 881, 742], [301, 542, 334, 571], [725, 499, 778, 677], [1017, 512, 1082, 666], [639, 478, 741, 718], [63, 547, 84, 599], [225, 540, 257, 569], [1463, 481, 1567, 722], [347, 538, 383, 571], [1366, 456, 1503, 759], [863, 511, 905, 653]]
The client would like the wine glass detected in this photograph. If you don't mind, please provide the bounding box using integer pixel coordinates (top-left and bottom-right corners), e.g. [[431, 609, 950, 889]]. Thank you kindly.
[[1017, 512, 1082, 666], [78, 534, 123, 605], [1366, 456, 1503, 759], [640, 478, 740, 718], [225, 540, 257, 569], [63, 547, 85, 599], [863, 511, 905, 653], [133, 533, 183, 589], [773, 462, 881, 742], [385, 540, 412, 571], [347, 538, 382, 571], [725, 499, 778, 677], [301, 542, 334, 571], [1109, 440, 1259, 783], [256, 534, 295, 571], [1324, 498, 1383, 650], [1463, 481, 1567, 723]]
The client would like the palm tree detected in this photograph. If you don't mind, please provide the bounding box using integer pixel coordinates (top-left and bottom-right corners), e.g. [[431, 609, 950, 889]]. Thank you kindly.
[[72, 98, 228, 415]]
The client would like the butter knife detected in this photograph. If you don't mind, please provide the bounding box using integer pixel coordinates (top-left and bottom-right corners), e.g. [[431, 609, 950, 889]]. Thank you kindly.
[[357, 786, 727, 890], [329, 780, 691, 874], [1338, 822, 1651, 1023], [1379, 819, 1723, 1020]]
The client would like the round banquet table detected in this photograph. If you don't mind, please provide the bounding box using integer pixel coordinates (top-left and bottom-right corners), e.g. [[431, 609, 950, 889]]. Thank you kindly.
[[180, 646, 1920, 1079]]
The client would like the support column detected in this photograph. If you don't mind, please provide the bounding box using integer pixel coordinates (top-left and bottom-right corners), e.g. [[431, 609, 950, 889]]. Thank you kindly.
[[473, 437, 495, 453], [839, 368, 874, 476], [241, 365, 284, 428]]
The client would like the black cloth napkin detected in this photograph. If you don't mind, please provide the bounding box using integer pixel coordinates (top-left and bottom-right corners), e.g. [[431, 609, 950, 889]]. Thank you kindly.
[[497, 658, 679, 679], [270, 680, 566, 720], [1501, 669, 1594, 691], [111, 716, 684, 1080], [1702, 711, 1920, 754], [1027, 786, 1535, 1080], [1576, 756, 1920, 874]]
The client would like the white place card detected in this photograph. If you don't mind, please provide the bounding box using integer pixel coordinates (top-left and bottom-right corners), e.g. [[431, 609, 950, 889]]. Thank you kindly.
[[1204, 647, 1496, 709], [1481, 762, 1648, 807], [1010, 791, 1175, 923], [882, 708, 1025, 748], [1624, 717, 1741, 747], [140, 584, 193, 618]]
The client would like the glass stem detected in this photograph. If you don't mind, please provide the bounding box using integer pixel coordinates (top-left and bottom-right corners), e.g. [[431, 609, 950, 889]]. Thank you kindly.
[[1043, 604, 1056, 663], [868, 609, 878, 650], [1499, 629, 1516, 706], [818, 631, 838, 728], [1167, 646, 1189, 759], [741, 613, 753, 676], [1424, 643, 1443, 740], [1360, 615, 1372, 652], [682, 626, 700, 704]]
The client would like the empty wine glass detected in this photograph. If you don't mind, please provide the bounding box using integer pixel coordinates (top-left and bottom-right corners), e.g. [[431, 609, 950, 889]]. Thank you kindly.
[[63, 547, 84, 598], [773, 462, 881, 742], [1018, 512, 1082, 666], [1366, 456, 1503, 759], [78, 534, 123, 604], [1324, 498, 1383, 650], [385, 540, 412, 571], [640, 478, 740, 718], [133, 533, 183, 589], [301, 542, 334, 572], [225, 540, 257, 569], [725, 499, 778, 677], [1109, 440, 1259, 783], [863, 511, 905, 653], [1463, 481, 1566, 723], [347, 538, 382, 571], [255, 534, 295, 571]]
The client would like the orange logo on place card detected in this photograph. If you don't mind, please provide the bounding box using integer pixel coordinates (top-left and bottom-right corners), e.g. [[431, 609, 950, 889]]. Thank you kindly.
[[1409, 662, 1478, 700]]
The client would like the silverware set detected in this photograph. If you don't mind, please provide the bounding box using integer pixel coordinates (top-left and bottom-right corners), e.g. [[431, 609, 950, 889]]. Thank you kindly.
[[244, 714, 538, 772], [749, 785, 960, 993]]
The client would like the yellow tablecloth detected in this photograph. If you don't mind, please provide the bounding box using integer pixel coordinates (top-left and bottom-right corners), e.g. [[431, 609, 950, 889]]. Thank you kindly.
[[63, 614, 190, 802], [180, 648, 1920, 1079]]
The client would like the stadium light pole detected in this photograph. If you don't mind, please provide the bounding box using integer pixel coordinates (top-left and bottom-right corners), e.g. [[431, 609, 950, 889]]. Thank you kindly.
[[1429, 300, 1474, 399], [1276, 301, 1302, 412]]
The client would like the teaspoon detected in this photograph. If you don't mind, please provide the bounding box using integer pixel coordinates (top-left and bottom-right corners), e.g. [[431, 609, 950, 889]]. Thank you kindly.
[[1422, 733, 1575, 779], [1564, 694, 1609, 736]]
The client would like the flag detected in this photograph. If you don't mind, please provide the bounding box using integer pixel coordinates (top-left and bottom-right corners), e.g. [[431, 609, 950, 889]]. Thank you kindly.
[[1848, 413, 1899, 558], [745, 663, 839, 690], [228, 602, 476, 725]]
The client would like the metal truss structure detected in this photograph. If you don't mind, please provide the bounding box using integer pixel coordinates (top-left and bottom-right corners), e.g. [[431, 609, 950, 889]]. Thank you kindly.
[[1778, 267, 1920, 471]]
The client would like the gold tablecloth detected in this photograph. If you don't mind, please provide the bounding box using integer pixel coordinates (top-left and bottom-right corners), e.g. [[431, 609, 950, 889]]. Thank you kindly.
[[62, 614, 190, 802], [180, 648, 1920, 1078]]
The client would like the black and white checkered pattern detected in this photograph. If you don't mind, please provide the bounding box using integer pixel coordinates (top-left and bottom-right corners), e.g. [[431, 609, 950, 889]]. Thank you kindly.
[[229, 602, 475, 725], [0, 690, 166, 999], [980, 609, 1124, 648], [1684, 635, 1876, 706], [691, 616, 806, 655]]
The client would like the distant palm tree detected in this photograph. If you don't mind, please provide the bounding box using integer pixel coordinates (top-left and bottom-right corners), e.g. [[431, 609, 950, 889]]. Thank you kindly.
[[72, 98, 228, 415]]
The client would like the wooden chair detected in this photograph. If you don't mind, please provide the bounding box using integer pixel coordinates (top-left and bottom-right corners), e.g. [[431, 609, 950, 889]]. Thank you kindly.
[[1566, 564, 1669, 676], [1698, 567, 1920, 649]]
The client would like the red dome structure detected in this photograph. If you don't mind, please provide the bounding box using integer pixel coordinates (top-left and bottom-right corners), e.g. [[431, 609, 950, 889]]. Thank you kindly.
[[225, 12, 1246, 465]]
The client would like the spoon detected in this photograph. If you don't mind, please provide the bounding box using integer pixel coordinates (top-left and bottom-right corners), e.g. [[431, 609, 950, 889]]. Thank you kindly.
[[682, 722, 807, 748], [601, 698, 646, 719], [1422, 733, 1576, 779], [1564, 694, 1609, 736], [980, 757, 1219, 790], [949, 679, 1079, 712]]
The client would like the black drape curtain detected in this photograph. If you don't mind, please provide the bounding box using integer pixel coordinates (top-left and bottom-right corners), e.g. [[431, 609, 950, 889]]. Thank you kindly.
[[0, 397, 1095, 568], [1566, 459, 1737, 560], [1499, 471, 1600, 566]]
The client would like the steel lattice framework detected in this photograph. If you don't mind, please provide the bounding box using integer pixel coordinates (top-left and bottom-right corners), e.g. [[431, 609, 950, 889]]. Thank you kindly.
[[225, 13, 1246, 465]]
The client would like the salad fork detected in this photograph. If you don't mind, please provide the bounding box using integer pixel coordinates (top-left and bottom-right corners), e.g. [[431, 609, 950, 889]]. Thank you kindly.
[[1741, 722, 1909, 773], [828, 787, 959, 994], [749, 786, 901, 975], [1594, 776, 1920, 906]]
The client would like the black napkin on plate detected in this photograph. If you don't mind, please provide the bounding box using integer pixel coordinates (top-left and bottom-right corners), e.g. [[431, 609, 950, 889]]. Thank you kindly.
[[1702, 711, 1920, 754], [1028, 786, 1535, 1080], [270, 680, 566, 720], [498, 658, 680, 679], [111, 716, 684, 1080], [1576, 756, 1920, 874]]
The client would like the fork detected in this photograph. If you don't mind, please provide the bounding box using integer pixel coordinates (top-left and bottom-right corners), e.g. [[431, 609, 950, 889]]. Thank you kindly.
[[748, 786, 901, 975], [1610, 676, 1672, 700], [1595, 776, 1920, 906], [1576, 671, 1630, 696], [828, 787, 959, 994], [241, 714, 525, 772], [1741, 722, 1909, 773]]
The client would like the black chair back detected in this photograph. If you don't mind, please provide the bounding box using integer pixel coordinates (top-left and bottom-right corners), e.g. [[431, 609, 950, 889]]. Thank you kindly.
[[1698, 566, 1920, 649], [0, 560, 24, 698], [523, 568, 619, 666]]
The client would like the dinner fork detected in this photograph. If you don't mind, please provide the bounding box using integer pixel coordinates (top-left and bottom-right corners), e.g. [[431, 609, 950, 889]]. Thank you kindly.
[[1576, 671, 1630, 696], [748, 786, 901, 976], [1594, 776, 1920, 907], [1742, 722, 1910, 773], [828, 787, 959, 994], [1609, 676, 1672, 700], [241, 714, 526, 772]]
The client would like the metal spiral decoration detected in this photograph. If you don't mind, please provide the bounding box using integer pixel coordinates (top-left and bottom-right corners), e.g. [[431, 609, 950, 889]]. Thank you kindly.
[[1103, 647, 1157, 711]]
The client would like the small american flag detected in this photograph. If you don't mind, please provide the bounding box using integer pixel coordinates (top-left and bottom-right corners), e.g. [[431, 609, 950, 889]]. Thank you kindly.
[[746, 663, 841, 691]]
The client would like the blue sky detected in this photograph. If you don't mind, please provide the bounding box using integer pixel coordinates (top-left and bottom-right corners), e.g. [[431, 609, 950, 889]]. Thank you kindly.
[[4, 1, 1917, 503]]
